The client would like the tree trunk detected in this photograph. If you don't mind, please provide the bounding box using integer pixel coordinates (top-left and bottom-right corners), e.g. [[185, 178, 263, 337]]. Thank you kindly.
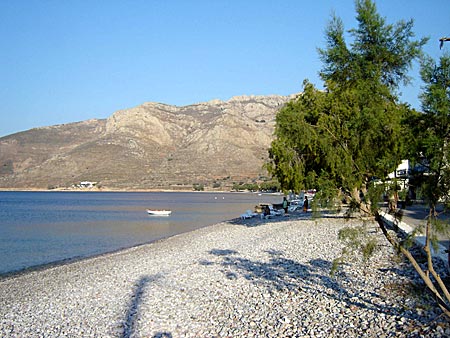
[[374, 210, 450, 318]]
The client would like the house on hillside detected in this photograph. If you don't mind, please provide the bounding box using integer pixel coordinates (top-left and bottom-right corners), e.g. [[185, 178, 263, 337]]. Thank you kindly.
[[79, 181, 96, 189]]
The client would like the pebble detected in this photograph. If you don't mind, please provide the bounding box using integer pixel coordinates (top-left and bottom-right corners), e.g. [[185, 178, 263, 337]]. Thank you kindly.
[[0, 216, 449, 337]]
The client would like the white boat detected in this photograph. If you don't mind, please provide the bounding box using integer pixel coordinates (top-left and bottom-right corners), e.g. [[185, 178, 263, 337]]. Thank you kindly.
[[288, 199, 303, 212], [147, 209, 172, 216]]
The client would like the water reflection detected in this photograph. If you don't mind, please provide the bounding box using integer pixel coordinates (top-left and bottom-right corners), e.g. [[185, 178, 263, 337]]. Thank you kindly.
[[0, 191, 280, 274]]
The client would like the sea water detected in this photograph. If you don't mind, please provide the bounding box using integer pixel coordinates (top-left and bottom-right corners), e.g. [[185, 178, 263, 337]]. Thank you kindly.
[[0, 191, 280, 275]]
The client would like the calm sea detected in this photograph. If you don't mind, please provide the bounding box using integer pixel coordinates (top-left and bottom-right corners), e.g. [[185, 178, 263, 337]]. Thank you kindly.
[[0, 191, 280, 275]]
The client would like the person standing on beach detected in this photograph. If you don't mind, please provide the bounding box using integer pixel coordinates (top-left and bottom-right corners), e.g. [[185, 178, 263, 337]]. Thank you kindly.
[[303, 196, 308, 212], [283, 196, 288, 213]]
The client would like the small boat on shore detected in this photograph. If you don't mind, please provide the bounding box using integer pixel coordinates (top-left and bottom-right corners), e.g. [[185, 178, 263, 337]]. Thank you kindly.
[[147, 209, 172, 216]]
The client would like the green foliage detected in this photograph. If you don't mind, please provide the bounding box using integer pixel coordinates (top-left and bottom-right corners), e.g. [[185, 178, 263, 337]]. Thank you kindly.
[[431, 218, 450, 251], [243, 183, 259, 192], [266, 0, 450, 317], [407, 53, 450, 208], [319, 0, 427, 90], [193, 183, 204, 191], [266, 81, 327, 193], [259, 180, 281, 192], [365, 181, 386, 213], [403, 53, 450, 260], [231, 180, 281, 192], [266, 0, 426, 213], [232, 182, 259, 192], [331, 225, 378, 275], [231, 183, 240, 191]]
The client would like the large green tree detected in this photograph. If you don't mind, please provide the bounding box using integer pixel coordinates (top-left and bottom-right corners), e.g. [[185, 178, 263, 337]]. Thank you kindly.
[[268, 0, 425, 208], [411, 53, 450, 210], [403, 53, 450, 314], [267, 0, 450, 317]]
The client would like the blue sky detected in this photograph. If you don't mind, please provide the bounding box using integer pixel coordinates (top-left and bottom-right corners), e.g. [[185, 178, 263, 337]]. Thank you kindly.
[[0, 0, 448, 137]]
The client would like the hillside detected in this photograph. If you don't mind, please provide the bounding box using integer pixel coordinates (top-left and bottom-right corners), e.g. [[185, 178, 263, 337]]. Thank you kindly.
[[0, 95, 294, 190]]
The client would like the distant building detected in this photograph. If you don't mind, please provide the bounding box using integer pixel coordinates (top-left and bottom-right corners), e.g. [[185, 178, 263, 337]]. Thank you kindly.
[[79, 181, 96, 188]]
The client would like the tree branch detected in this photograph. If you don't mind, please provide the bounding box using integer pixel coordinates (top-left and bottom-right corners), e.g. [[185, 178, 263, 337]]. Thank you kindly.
[[374, 210, 450, 316]]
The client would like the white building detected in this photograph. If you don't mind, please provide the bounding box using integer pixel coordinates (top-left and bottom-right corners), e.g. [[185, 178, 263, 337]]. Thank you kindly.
[[79, 181, 96, 188], [388, 159, 410, 180]]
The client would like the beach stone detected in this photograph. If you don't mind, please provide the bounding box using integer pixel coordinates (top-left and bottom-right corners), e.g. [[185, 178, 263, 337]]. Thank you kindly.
[[0, 216, 449, 337]]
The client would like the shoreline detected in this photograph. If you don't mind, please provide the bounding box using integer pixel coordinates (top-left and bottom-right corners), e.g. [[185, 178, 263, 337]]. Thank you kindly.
[[1, 216, 448, 336], [0, 188, 284, 195], [0, 188, 218, 193], [0, 191, 283, 279], [0, 211, 284, 280], [0, 217, 224, 281]]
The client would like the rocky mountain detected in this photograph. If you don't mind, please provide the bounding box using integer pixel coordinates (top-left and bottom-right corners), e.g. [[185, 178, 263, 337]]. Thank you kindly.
[[0, 95, 295, 190]]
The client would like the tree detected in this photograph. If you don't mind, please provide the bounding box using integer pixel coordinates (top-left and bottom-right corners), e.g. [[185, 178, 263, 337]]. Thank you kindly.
[[193, 183, 204, 191], [412, 53, 450, 210], [266, 0, 450, 317], [403, 53, 450, 315], [268, 0, 426, 208], [267, 81, 328, 195], [259, 180, 281, 192]]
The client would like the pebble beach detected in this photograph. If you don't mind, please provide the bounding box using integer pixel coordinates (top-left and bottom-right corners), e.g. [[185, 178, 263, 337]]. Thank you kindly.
[[1, 214, 449, 337]]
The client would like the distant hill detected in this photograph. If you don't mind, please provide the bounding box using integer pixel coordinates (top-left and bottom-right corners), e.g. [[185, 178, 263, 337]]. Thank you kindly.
[[0, 95, 294, 190]]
